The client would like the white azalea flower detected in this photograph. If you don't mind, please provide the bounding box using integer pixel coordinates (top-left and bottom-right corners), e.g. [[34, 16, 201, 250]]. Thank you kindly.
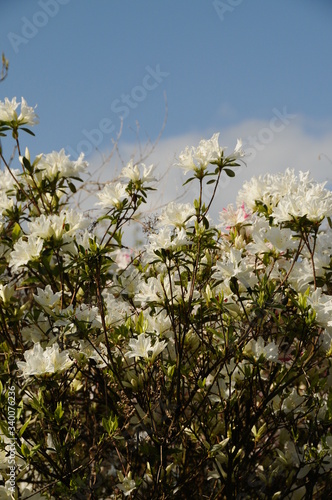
[[233, 138, 245, 159], [112, 268, 141, 299], [37, 149, 87, 181], [248, 222, 297, 256], [177, 133, 243, 175], [281, 388, 306, 414], [21, 313, 54, 344], [27, 212, 89, 252], [76, 340, 108, 367], [244, 337, 279, 362], [177, 133, 225, 175], [116, 472, 136, 496], [0, 96, 39, 126], [307, 288, 332, 328], [127, 333, 151, 359], [54, 303, 102, 334], [74, 304, 102, 329], [145, 226, 189, 261], [121, 159, 156, 184], [213, 248, 258, 290], [19, 97, 39, 125], [0, 192, 14, 215], [195, 132, 224, 167], [0, 481, 15, 499], [34, 284, 62, 311], [237, 169, 298, 211], [96, 182, 127, 209], [272, 189, 332, 223], [238, 169, 332, 223], [0, 283, 15, 304], [9, 235, 44, 273], [102, 291, 132, 327], [158, 202, 195, 228], [17, 342, 73, 377], [176, 146, 196, 174], [0, 167, 22, 192], [127, 333, 167, 361], [112, 248, 133, 269]]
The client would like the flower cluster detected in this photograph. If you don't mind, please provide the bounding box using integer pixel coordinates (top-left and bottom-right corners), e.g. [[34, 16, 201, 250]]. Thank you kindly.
[[0, 101, 331, 499], [177, 132, 244, 177], [0, 97, 39, 127]]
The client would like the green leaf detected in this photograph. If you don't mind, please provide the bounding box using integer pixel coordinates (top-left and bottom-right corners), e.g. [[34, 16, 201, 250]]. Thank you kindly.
[[22, 156, 33, 173], [102, 413, 118, 436], [18, 416, 31, 438], [21, 442, 30, 458], [182, 176, 195, 186], [224, 168, 235, 177], [12, 222, 22, 241], [67, 181, 77, 193], [54, 402, 64, 424], [19, 127, 35, 136]]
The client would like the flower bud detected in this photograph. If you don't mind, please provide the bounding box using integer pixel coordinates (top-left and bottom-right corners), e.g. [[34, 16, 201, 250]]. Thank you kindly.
[[25, 147, 30, 162], [0, 283, 15, 304]]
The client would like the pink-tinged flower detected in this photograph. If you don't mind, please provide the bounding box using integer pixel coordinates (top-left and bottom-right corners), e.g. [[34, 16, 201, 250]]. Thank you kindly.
[[219, 202, 251, 229]]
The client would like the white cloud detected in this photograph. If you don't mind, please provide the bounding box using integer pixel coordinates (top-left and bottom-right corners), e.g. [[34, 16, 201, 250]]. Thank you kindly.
[[79, 117, 332, 244]]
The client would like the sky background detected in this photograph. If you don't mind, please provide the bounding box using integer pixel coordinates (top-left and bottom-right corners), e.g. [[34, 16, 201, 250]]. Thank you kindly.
[[1, 0, 332, 235]]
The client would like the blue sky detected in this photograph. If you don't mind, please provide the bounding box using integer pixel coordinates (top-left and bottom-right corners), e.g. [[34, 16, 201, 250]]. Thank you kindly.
[[1, 0, 332, 222]]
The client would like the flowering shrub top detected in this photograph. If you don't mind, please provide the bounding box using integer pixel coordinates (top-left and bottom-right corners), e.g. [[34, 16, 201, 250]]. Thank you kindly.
[[0, 97, 331, 499]]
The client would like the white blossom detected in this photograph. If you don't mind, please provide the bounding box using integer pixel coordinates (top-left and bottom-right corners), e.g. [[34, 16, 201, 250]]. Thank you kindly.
[[121, 160, 156, 184], [0, 283, 15, 304], [76, 340, 108, 367], [127, 333, 167, 361], [34, 284, 62, 311], [37, 149, 87, 181], [17, 342, 73, 377], [9, 235, 44, 273], [177, 133, 243, 175], [0, 97, 39, 126], [158, 202, 195, 228], [116, 472, 136, 496], [96, 182, 127, 209], [244, 337, 279, 362]]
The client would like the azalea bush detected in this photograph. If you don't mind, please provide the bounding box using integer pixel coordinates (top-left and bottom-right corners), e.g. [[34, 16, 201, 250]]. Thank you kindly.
[[0, 97, 332, 500]]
